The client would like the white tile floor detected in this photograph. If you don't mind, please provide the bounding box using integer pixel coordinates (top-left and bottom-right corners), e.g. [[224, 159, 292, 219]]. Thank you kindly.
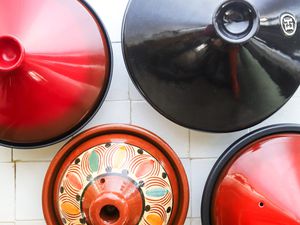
[[2, 0, 300, 225]]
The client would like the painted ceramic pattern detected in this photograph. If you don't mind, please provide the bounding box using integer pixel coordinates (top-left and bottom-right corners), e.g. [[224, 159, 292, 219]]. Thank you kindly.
[[58, 142, 173, 225]]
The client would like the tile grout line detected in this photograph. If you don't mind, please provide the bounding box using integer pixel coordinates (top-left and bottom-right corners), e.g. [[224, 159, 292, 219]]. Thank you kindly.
[[14, 161, 16, 222], [130, 100, 145, 103], [188, 129, 191, 158], [12, 147, 16, 222], [130, 100, 133, 125], [190, 158, 193, 219], [104, 99, 132, 102], [12, 160, 51, 163]]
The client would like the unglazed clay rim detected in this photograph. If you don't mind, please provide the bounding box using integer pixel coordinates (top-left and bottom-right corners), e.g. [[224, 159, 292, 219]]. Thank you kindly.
[[42, 124, 189, 225]]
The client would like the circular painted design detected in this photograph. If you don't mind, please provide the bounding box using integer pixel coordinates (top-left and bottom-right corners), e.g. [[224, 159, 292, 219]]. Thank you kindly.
[[57, 142, 173, 225]]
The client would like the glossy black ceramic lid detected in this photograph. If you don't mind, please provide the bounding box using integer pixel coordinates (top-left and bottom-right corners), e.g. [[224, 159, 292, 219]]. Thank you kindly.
[[123, 0, 300, 132]]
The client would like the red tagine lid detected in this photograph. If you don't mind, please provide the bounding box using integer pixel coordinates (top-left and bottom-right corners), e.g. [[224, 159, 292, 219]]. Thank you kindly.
[[0, 0, 111, 147], [43, 124, 189, 225], [202, 124, 300, 225]]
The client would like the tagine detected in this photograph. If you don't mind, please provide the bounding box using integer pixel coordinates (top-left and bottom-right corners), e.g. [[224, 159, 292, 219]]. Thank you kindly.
[[0, 0, 112, 147], [123, 0, 300, 132], [43, 124, 189, 225], [202, 124, 300, 225]]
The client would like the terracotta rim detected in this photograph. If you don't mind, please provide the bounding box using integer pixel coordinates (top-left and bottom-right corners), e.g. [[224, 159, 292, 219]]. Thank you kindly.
[[43, 124, 189, 225], [201, 123, 300, 225]]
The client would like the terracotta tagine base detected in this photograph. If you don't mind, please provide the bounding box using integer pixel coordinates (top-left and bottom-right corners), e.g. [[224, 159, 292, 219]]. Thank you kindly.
[[43, 124, 189, 225], [202, 124, 300, 225]]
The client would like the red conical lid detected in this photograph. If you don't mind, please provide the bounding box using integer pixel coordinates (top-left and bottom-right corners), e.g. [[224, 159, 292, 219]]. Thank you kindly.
[[202, 124, 300, 225], [43, 124, 189, 225], [0, 0, 111, 147]]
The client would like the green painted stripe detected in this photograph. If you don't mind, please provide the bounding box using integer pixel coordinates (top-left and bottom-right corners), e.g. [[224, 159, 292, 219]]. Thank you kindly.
[[89, 151, 99, 173], [146, 188, 168, 198]]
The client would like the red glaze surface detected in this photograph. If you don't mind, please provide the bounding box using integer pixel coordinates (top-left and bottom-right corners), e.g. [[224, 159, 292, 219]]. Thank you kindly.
[[0, 0, 111, 147], [0, 36, 24, 71], [43, 124, 189, 225], [212, 134, 300, 225]]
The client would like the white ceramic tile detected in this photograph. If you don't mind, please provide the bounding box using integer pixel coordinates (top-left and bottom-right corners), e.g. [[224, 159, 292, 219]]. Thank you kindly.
[[7, 2, 300, 225], [16, 163, 49, 220], [131, 101, 189, 157], [0, 163, 14, 221], [250, 96, 300, 131], [190, 129, 248, 159], [191, 159, 216, 218], [15, 222, 45, 225], [181, 159, 192, 217], [191, 218, 202, 225], [87, 0, 129, 42], [0, 147, 12, 162], [294, 86, 300, 97], [106, 44, 129, 101], [184, 218, 191, 225], [13, 140, 67, 162], [129, 79, 144, 101], [85, 101, 130, 130]]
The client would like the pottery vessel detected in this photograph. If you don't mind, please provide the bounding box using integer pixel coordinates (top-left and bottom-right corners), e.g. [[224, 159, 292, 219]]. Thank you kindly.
[[122, 0, 300, 132], [0, 0, 112, 148], [43, 124, 189, 225], [202, 124, 300, 225]]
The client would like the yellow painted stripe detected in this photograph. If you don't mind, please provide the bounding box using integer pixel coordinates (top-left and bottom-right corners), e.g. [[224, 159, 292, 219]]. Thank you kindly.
[[113, 146, 127, 168], [146, 214, 163, 225], [61, 202, 80, 215]]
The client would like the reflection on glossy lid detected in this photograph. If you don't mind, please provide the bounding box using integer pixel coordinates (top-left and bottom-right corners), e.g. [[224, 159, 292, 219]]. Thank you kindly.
[[123, 0, 300, 132], [202, 124, 300, 225], [0, 0, 111, 147]]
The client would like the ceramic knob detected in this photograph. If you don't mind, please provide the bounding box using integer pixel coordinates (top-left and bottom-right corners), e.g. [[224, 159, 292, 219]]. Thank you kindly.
[[0, 0, 111, 148], [202, 124, 300, 225], [43, 124, 189, 225]]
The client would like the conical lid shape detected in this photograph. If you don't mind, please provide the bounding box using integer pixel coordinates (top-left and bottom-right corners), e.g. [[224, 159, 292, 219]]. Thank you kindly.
[[123, 0, 300, 132], [0, 0, 111, 147]]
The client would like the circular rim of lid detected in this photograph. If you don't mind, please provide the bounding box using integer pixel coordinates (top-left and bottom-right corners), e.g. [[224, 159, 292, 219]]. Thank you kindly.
[[201, 123, 300, 225], [42, 124, 190, 225], [1, 0, 113, 149], [121, 0, 300, 133], [212, 0, 260, 44]]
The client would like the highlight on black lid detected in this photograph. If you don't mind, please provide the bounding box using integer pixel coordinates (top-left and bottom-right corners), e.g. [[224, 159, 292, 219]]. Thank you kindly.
[[122, 0, 300, 132]]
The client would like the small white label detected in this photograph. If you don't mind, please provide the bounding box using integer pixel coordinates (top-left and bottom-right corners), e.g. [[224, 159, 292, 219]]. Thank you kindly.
[[280, 13, 297, 37]]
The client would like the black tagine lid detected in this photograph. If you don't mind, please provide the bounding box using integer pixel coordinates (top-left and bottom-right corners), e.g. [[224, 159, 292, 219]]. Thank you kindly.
[[122, 0, 300, 132]]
